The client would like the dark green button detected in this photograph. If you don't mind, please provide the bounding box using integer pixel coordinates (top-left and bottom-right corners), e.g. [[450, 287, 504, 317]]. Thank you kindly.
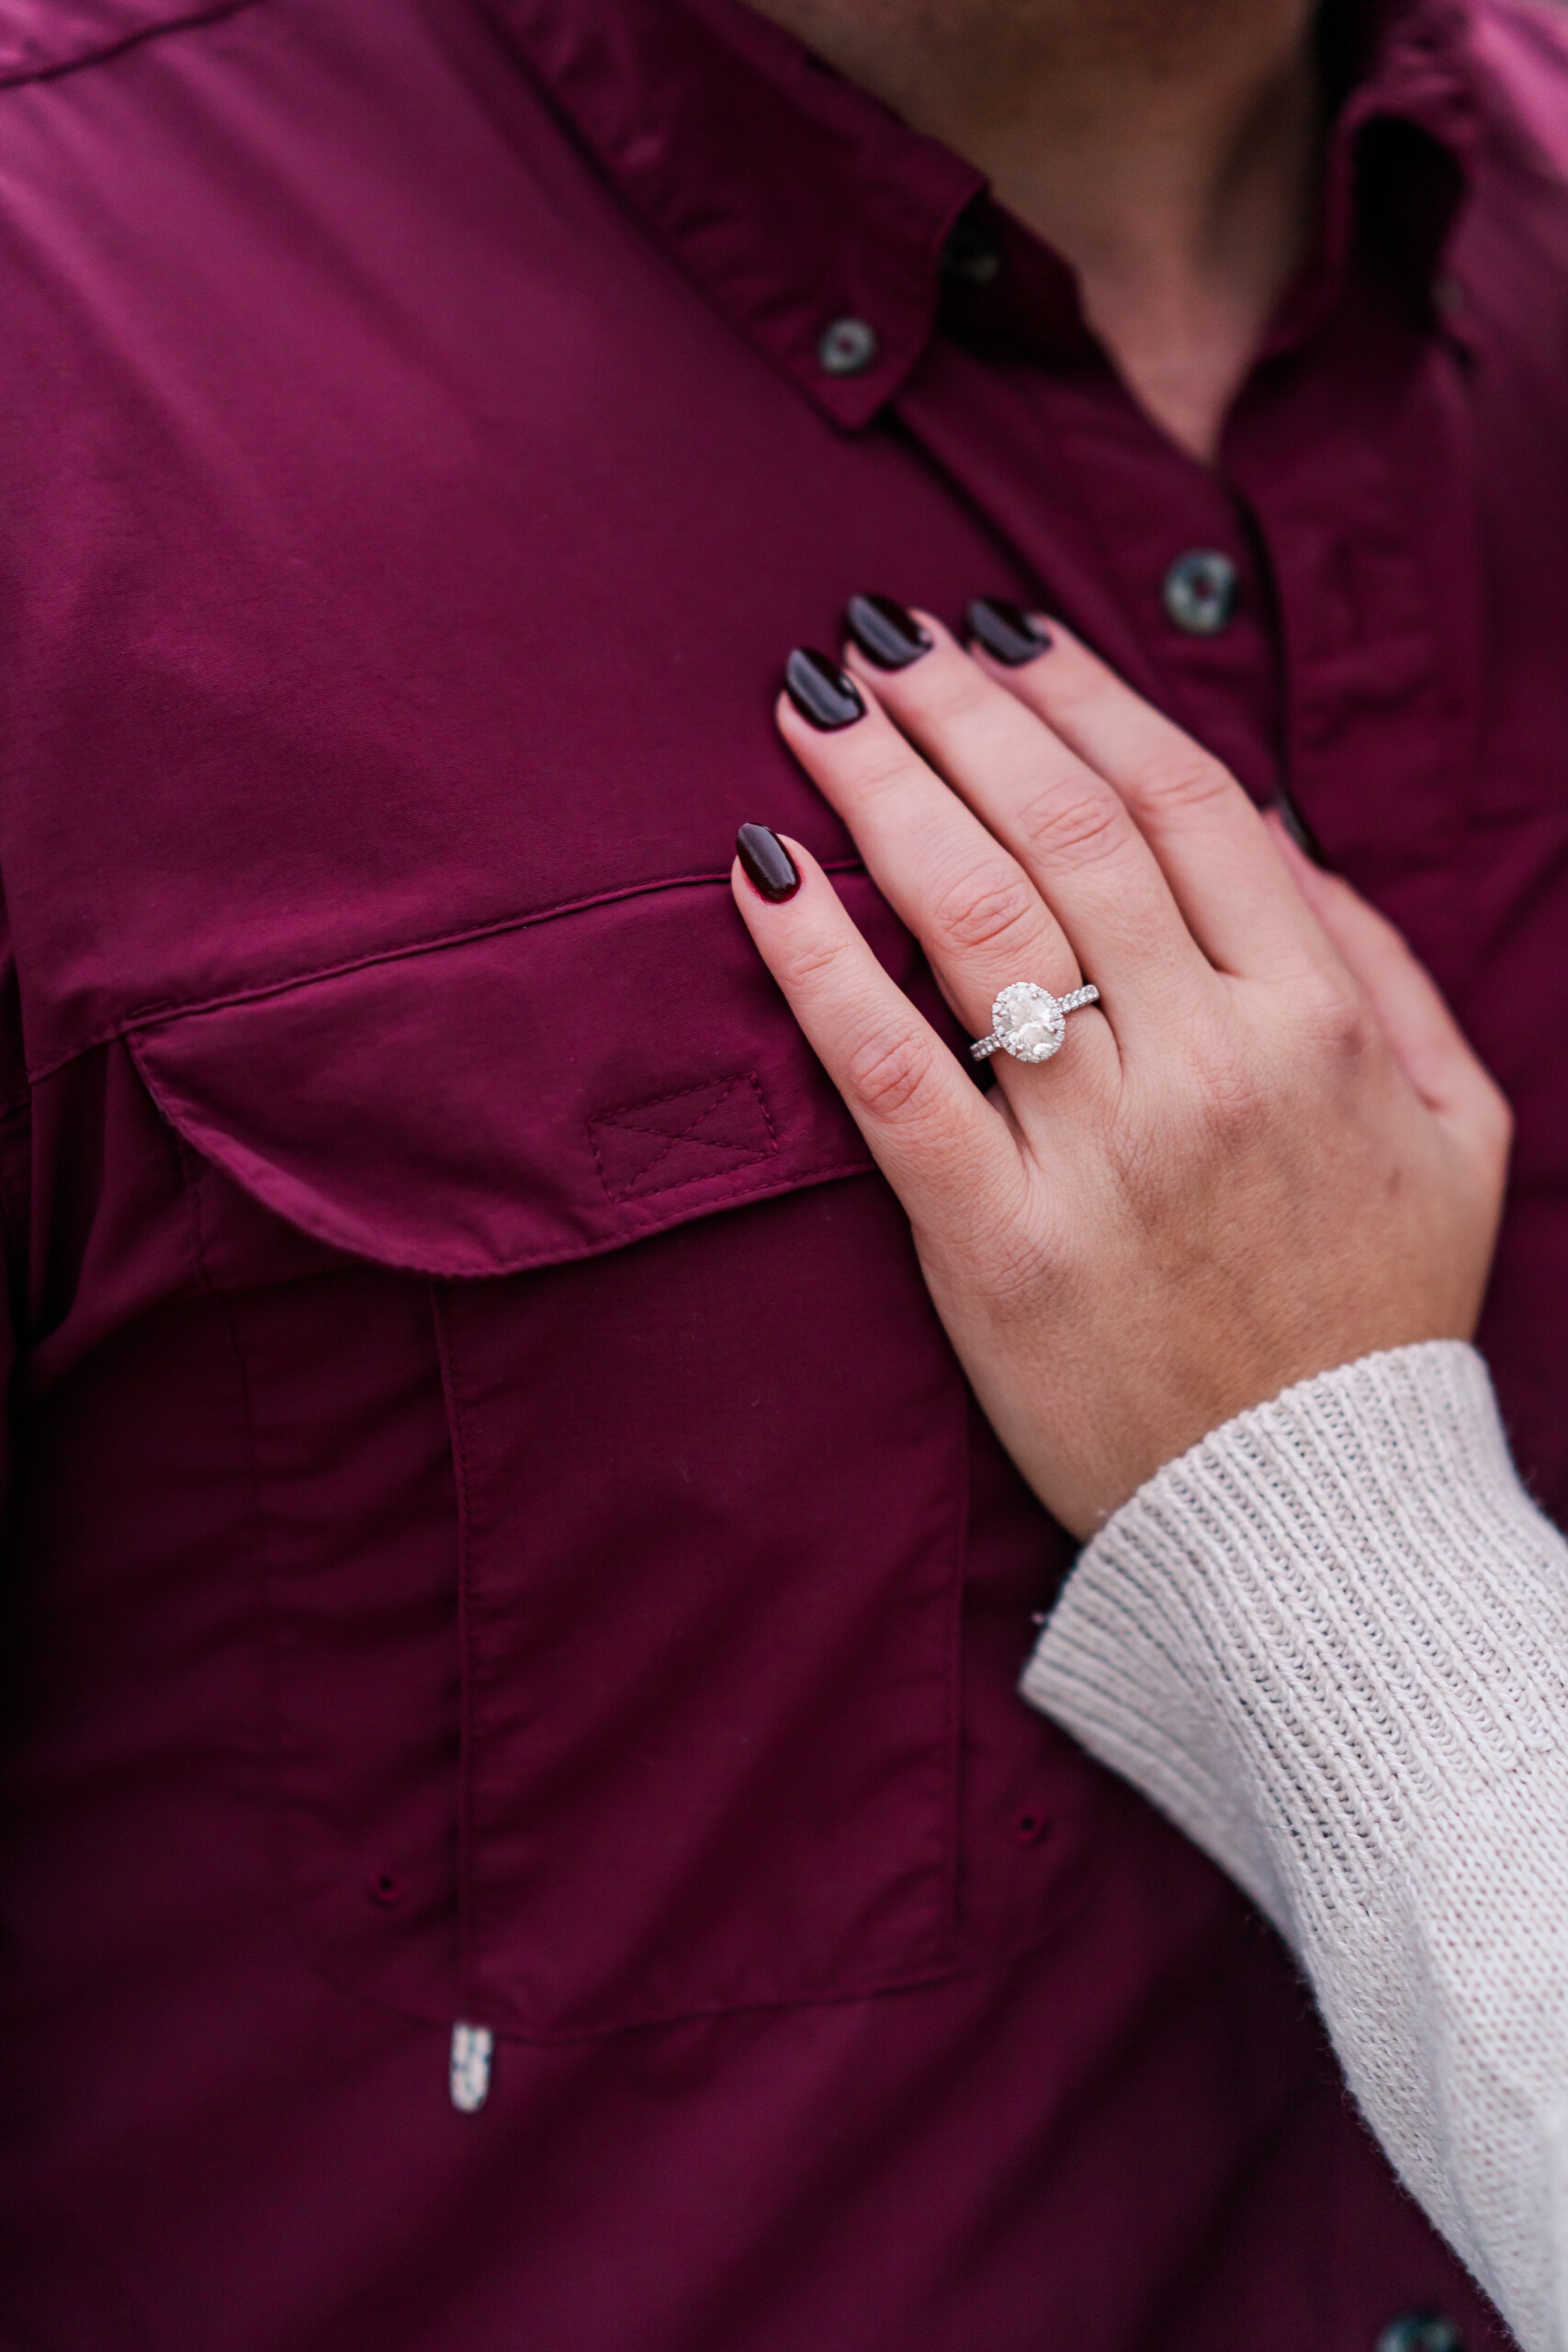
[[1376, 2313, 1464, 2352], [1163, 548, 1238, 636]]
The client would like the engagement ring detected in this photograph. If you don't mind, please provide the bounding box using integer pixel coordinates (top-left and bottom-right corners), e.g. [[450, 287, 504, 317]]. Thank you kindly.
[[970, 980, 1100, 1065]]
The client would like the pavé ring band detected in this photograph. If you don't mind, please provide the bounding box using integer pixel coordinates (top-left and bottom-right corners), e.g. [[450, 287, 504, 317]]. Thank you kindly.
[[970, 980, 1100, 1065]]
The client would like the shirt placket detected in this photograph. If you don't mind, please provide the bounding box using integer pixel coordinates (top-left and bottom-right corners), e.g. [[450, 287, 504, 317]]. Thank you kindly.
[[895, 348, 1288, 808], [1226, 285, 1482, 990]]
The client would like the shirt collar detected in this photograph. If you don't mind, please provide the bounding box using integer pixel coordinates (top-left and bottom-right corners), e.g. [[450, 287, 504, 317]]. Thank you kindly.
[[486, 0, 1485, 424], [1330, 0, 1481, 258], [484, 0, 982, 426]]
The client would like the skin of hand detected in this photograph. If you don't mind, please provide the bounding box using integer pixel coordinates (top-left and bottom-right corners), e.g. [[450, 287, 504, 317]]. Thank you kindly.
[[732, 617, 1512, 1540]]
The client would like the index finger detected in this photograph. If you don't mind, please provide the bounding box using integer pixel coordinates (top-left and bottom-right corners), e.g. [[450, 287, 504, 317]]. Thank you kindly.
[[976, 617, 1337, 982], [729, 832, 1028, 1241]]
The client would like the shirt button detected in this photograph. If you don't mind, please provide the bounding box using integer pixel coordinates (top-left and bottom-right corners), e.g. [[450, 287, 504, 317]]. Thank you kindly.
[[1376, 2314, 1464, 2352], [818, 316, 879, 376], [1163, 548, 1239, 636]]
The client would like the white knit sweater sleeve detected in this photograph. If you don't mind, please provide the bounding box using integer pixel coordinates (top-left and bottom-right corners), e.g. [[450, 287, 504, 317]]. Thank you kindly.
[[1021, 1340, 1568, 2352]]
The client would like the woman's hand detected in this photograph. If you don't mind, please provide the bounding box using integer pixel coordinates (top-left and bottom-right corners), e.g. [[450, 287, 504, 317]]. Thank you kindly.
[[731, 609, 1511, 1539]]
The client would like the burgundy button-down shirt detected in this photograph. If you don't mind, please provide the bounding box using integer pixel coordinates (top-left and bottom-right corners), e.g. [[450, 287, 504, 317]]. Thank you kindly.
[[0, 0, 1563, 2344]]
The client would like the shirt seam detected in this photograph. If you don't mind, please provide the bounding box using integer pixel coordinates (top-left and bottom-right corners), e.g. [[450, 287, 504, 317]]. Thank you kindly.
[[157, 1149, 881, 1290], [0, 0, 262, 93], [18, 856, 870, 1096]]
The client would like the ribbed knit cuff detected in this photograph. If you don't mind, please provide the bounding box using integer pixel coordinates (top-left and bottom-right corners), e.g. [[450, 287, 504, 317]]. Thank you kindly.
[[1021, 1340, 1568, 2348], [1023, 1340, 1566, 1936]]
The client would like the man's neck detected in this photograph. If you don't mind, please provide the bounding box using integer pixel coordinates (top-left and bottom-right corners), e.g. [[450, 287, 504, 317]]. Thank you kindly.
[[744, 0, 1324, 462]]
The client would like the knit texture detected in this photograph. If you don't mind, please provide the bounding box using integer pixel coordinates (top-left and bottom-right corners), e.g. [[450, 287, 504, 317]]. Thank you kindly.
[[1023, 1341, 1568, 2352]]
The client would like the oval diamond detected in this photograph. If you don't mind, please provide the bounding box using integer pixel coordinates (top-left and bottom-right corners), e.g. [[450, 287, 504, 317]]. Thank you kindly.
[[991, 982, 1066, 1063]]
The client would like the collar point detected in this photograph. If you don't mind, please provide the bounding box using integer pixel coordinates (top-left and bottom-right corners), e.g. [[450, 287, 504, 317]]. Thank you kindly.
[[792, 353, 916, 430]]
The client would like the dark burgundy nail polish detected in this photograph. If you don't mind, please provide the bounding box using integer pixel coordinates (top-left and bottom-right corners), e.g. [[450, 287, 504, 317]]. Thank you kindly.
[[784, 647, 865, 730], [845, 594, 932, 671], [966, 596, 1052, 666], [737, 823, 800, 902], [1271, 783, 1331, 870]]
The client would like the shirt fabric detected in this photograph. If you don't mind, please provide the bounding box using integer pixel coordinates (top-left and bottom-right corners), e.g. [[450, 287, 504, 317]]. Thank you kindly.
[[0, 0, 1562, 2346]]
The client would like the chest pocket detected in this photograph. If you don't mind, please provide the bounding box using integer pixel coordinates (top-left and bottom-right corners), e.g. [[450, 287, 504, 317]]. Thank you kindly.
[[130, 875, 1007, 2041]]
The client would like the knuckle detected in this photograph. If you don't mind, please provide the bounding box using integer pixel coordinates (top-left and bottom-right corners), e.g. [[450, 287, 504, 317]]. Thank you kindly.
[[1014, 779, 1128, 870], [1296, 973, 1377, 1065], [784, 925, 858, 991], [843, 1023, 940, 1123], [1123, 746, 1235, 819], [926, 856, 1040, 957]]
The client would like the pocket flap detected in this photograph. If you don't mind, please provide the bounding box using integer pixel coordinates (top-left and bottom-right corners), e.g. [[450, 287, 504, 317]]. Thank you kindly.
[[130, 874, 927, 1274]]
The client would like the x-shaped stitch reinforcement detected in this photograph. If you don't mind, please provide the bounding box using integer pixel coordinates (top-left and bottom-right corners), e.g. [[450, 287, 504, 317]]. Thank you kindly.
[[589, 1074, 777, 1203]]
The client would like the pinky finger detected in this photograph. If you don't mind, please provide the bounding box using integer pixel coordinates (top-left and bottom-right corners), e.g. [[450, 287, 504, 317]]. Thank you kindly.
[[730, 832, 1023, 1234]]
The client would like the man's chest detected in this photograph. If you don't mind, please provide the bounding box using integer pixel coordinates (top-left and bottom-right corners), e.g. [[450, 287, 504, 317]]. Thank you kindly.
[[0, 17, 1547, 2336], [5, 0, 1568, 1483]]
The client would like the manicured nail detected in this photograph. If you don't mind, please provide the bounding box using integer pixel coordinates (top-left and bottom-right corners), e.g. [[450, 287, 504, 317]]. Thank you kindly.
[[784, 648, 865, 730], [845, 594, 932, 671], [966, 596, 1052, 666], [737, 823, 801, 902], [1271, 786, 1331, 869]]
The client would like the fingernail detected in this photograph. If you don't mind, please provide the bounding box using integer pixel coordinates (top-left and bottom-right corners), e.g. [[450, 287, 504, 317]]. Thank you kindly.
[[966, 596, 1052, 666], [845, 594, 932, 671], [1271, 784, 1331, 869], [736, 823, 801, 902], [784, 648, 865, 730]]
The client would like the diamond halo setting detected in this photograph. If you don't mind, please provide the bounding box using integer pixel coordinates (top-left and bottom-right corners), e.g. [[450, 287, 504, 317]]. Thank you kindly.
[[969, 980, 1100, 1065]]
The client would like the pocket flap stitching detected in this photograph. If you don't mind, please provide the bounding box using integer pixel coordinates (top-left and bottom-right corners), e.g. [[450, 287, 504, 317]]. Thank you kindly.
[[589, 1074, 776, 1202]]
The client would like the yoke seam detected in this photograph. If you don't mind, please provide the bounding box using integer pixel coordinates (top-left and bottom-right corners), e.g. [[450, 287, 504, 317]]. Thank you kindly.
[[0, 0, 261, 93]]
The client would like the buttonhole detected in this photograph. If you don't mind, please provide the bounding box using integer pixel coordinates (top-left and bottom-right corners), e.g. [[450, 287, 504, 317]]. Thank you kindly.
[[369, 1871, 403, 1907]]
